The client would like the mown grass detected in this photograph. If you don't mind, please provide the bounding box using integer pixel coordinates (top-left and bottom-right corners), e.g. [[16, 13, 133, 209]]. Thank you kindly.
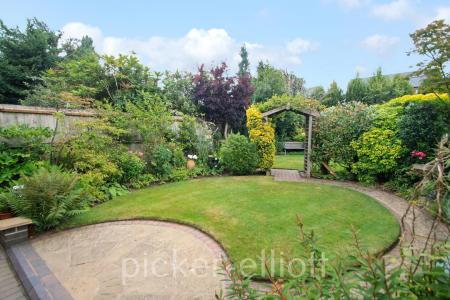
[[273, 153, 304, 170], [65, 176, 400, 278]]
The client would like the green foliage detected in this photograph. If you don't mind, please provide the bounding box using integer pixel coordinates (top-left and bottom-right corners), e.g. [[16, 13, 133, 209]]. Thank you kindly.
[[104, 182, 129, 199], [352, 128, 405, 183], [238, 45, 250, 77], [40, 49, 103, 101], [282, 70, 306, 97], [176, 116, 198, 154], [272, 111, 304, 142], [219, 134, 258, 175], [1, 166, 86, 231], [398, 101, 448, 156], [0, 194, 9, 212], [322, 81, 344, 106], [363, 68, 413, 104], [168, 168, 189, 182], [0, 18, 60, 104], [0, 125, 52, 187], [101, 54, 161, 106], [313, 102, 374, 171], [149, 145, 173, 179], [256, 94, 322, 113], [246, 106, 276, 171], [114, 151, 146, 185], [346, 74, 368, 102], [129, 173, 157, 189], [162, 71, 197, 115], [409, 20, 450, 93], [308, 86, 325, 101], [169, 144, 187, 168], [252, 62, 287, 103]]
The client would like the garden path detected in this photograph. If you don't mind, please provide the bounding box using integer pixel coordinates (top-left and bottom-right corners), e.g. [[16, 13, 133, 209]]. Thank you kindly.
[[271, 169, 449, 269]]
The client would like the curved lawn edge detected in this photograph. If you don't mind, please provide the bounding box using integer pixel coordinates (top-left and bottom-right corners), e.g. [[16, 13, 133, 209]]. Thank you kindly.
[[59, 175, 401, 279]]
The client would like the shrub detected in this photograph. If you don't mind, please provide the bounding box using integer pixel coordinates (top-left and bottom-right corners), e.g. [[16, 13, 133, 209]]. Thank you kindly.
[[2, 166, 87, 231], [149, 145, 173, 179], [169, 168, 189, 182], [114, 151, 146, 185], [176, 116, 198, 154], [168, 144, 186, 168], [0, 125, 52, 187], [219, 134, 258, 175], [256, 94, 323, 113], [351, 128, 405, 183], [312, 102, 374, 171], [246, 106, 276, 171], [398, 101, 448, 157], [129, 174, 157, 189]]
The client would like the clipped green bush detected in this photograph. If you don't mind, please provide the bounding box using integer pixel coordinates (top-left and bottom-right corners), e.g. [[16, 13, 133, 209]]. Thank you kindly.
[[219, 134, 258, 175], [2, 166, 87, 231], [351, 128, 405, 183]]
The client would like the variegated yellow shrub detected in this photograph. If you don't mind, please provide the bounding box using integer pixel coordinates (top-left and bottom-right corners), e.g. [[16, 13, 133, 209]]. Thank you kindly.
[[246, 106, 275, 171]]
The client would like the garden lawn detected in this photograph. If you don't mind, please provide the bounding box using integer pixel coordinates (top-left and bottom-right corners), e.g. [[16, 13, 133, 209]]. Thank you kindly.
[[273, 153, 304, 170], [65, 176, 400, 278]]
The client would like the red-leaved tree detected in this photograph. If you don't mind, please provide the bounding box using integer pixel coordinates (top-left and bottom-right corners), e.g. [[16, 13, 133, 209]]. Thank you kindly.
[[193, 63, 253, 137]]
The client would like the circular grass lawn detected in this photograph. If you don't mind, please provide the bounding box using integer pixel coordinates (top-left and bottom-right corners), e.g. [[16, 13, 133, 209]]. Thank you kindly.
[[65, 176, 400, 278]]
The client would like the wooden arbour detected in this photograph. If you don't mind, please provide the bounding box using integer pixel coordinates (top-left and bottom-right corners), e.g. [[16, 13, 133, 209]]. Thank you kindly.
[[261, 104, 318, 178]]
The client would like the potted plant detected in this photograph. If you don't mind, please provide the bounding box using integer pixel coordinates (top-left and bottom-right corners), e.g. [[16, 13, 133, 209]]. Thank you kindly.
[[187, 154, 198, 170]]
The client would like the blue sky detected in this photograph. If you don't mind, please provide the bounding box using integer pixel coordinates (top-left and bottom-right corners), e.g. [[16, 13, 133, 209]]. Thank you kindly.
[[1, 0, 449, 89]]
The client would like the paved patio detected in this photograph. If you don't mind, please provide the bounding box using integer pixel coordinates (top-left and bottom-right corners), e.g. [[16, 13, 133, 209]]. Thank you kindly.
[[30, 221, 227, 300]]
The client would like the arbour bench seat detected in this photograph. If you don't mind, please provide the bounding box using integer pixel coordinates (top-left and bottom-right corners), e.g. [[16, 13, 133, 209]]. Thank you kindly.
[[283, 141, 305, 154]]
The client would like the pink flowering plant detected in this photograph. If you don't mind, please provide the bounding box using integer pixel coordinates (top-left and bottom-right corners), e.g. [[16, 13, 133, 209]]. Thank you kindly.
[[411, 150, 427, 160]]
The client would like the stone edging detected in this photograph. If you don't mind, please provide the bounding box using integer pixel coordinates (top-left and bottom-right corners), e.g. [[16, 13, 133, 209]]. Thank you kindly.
[[6, 242, 73, 300], [59, 220, 228, 260]]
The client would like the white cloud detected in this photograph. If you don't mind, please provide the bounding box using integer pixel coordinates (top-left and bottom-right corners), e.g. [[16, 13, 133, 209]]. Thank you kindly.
[[287, 38, 317, 55], [355, 65, 368, 76], [361, 34, 400, 56], [322, 0, 365, 9], [61, 22, 317, 73], [339, 0, 363, 9], [434, 6, 450, 23], [371, 0, 415, 21]]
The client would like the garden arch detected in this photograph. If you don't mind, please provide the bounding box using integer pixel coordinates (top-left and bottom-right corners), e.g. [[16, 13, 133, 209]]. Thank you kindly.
[[261, 104, 319, 178]]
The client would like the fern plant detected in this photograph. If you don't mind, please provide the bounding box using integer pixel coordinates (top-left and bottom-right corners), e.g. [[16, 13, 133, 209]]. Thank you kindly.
[[3, 166, 87, 231]]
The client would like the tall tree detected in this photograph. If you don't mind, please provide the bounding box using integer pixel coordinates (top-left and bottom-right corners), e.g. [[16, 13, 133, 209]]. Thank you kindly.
[[0, 18, 61, 104], [101, 54, 161, 106], [409, 20, 450, 93], [322, 81, 344, 107], [238, 45, 250, 77], [162, 70, 197, 115], [307, 86, 325, 101], [346, 73, 368, 102], [282, 70, 306, 96], [252, 62, 287, 103], [364, 68, 413, 104], [193, 63, 252, 136]]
